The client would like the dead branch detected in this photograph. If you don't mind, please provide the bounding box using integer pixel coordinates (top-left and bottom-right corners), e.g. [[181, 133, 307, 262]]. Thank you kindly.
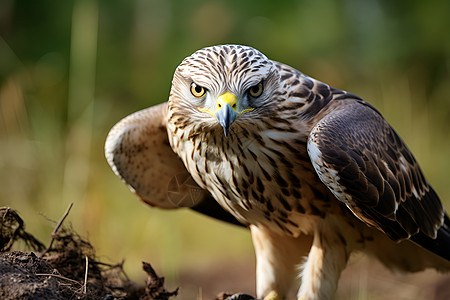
[[35, 273, 82, 286], [83, 255, 88, 294], [40, 202, 73, 256]]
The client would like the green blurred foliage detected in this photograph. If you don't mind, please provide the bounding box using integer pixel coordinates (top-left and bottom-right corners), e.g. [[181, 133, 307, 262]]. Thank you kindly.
[[1, 0, 450, 297]]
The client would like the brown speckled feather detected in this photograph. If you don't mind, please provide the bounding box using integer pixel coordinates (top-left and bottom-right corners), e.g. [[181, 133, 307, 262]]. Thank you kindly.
[[308, 98, 447, 250]]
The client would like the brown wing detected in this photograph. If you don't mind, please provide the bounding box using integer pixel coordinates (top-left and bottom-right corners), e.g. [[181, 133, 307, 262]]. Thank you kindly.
[[105, 102, 243, 226], [307, 99, 450, 259]]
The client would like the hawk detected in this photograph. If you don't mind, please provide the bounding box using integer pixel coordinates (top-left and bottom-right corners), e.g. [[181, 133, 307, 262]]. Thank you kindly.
[[105, 45, 450, 300]]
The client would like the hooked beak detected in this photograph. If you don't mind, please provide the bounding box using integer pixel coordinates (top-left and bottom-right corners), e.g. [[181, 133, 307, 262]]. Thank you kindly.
[[215, 92, 238, 136], [197, 92, 254, 137]]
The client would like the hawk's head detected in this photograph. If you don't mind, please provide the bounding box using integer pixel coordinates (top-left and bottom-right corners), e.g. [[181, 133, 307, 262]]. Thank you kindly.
[[169, 45, 281, 136]]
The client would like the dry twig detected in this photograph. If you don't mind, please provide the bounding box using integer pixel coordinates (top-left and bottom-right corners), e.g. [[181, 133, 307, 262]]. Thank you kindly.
[[83, 255, 88, 294], [35, 273, 82, 286], [40, 202, 73, 256]]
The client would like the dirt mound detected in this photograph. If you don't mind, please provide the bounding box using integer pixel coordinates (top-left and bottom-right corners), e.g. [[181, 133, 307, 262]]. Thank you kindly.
[[0, 206, 179, 300], [1, 251, 88, 299]]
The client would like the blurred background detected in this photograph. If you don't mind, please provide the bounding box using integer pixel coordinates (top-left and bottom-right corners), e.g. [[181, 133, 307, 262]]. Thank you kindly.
[[1, 0, 449, 299]]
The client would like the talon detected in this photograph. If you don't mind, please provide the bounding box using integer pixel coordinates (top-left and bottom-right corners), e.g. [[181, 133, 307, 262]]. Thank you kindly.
[[264, 290, 280, 300], [228, 293, 257, 300]]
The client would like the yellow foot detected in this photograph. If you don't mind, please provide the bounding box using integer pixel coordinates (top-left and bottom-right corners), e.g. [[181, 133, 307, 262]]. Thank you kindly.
[[264, 290, 280, 300]]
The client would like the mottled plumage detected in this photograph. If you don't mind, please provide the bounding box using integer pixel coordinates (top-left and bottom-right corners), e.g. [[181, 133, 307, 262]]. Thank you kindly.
[[106, 45, 450, 300]]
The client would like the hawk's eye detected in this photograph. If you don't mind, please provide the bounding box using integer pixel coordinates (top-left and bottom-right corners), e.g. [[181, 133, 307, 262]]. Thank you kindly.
[[248, 82, 263, 98], [190, 82, 206, 98]]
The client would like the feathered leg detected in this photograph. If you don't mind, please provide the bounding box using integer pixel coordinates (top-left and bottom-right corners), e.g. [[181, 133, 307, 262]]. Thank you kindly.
[[251, 225, 312, 299], [297, 223, 348, 300]]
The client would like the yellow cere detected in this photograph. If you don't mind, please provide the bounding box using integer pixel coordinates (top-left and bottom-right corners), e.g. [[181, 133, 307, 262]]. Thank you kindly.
[[198, 92, 254, 117], [217, 92, 237, 110]]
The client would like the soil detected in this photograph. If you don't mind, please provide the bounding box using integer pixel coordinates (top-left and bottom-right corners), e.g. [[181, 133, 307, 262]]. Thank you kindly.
[[0, 206, 179, 300]]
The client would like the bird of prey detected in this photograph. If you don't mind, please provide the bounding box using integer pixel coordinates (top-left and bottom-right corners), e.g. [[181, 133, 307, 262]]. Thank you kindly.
[[105, 45, 450, 300]]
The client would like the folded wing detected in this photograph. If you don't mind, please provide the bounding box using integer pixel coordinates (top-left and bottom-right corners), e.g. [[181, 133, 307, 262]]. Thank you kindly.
[[307, 99, 449, 260]]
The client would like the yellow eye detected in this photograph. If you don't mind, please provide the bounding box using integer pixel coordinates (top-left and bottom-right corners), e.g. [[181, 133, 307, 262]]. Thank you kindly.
[[248, 82, 263, 98], [190, 82, 206, 98]]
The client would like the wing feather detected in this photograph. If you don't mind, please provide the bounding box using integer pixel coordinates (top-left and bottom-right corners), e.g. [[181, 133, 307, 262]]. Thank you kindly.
[[307, 99, 445, 244], [105, 102, 243, 226]]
